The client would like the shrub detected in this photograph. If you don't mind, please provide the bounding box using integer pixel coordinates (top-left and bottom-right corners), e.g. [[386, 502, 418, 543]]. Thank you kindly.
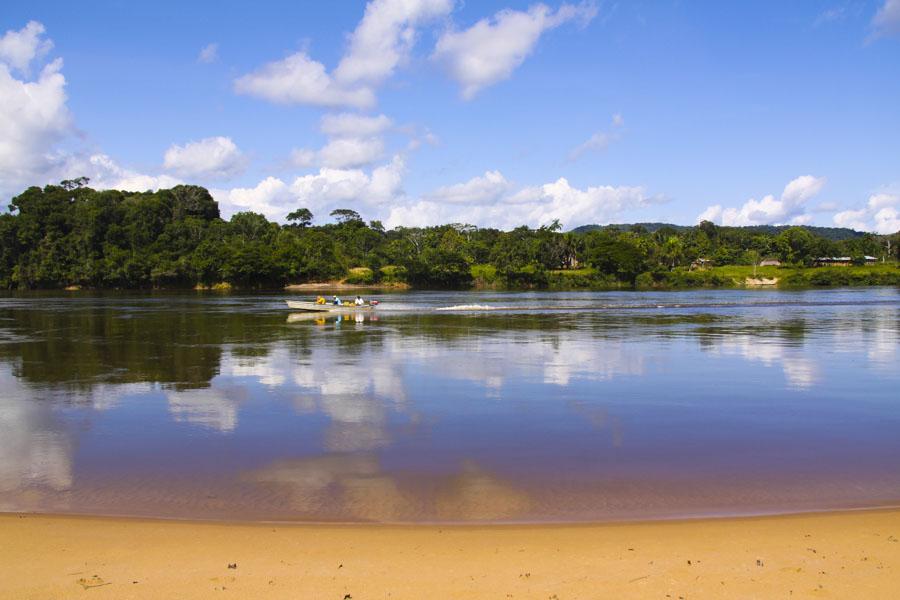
[[378, 265, 407, 284], [344, 267, 374, 285]]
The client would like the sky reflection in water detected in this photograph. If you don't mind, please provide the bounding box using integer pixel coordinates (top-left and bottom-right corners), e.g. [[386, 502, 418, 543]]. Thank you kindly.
[[0, 288, 898, 522]]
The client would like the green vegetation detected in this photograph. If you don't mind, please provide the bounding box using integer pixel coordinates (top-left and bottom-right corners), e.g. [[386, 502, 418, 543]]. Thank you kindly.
[[1, 180, 898, 290]]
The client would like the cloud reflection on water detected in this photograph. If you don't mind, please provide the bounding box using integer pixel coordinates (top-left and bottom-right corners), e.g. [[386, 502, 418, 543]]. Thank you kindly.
[[0, 366, 72, 509], [247, 454, 531, 522], [705, 335, 819, 389]]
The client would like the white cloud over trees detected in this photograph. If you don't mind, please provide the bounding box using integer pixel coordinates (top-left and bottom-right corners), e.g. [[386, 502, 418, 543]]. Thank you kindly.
[[697, 175, 826, 226], [834, 193, 900, 234], [0, 23, 70, 198], [163, 137, 246, 179]]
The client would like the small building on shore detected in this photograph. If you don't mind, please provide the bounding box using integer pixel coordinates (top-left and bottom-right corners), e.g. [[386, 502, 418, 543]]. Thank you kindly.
[[759, 258, 781, 267], [690, 258, 712, 270], [814, 256, 878, 266]]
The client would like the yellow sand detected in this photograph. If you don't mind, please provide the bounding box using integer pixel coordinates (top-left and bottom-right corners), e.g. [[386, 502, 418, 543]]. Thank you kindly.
[[1, 510, 899, 599]]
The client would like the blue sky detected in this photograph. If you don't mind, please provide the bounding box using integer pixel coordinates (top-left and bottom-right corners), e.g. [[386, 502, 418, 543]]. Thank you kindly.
[[1, 0, 899, 231]]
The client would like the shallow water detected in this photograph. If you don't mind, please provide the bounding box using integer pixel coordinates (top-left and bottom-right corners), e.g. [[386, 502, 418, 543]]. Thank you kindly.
[[1, 288, 898, 522]]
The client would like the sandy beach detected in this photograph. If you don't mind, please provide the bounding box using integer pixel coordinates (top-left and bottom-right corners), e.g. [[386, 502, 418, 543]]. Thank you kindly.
[[1, 509, 898, 599]]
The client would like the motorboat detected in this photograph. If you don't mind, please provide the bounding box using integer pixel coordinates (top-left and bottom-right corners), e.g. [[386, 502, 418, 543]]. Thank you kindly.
[[285, 300, 376, 313]]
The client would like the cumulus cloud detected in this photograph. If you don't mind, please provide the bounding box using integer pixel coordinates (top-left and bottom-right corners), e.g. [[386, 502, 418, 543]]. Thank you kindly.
[[163, 136, 246, 179], [235, 0, 452, 109], [386, 172, 655, 229], [320, 112, 392, 137], [334, 0, 454, 86], [425, 170, 512, 204], [289, 148, 317, 168], [833, 193, 900, 234], [0, 20, 53, 73], [317, 137, 385, 168], [697, 175, 826, 226], [290, 113, 394, 170], [0, 22, 184, 200], [213, 155, 405, 221], [0, 23, 71, 198], [872, 0, 900, 36], [568, 113, 624, 161], [211, 176, 293, 220], [234, 52, 375, 108], [67, 153, 182, 192], [433, 2, 597, 99], [197, 43, 218, 64]]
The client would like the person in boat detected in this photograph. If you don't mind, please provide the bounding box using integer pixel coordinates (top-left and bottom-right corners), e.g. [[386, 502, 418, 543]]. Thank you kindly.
[[332, 295, 342, 306], [315, 295, 326, 305], [354, 295, 365, 306]]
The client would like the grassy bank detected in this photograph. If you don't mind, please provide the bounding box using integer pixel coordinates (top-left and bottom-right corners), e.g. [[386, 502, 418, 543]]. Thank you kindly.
[[648, 263, 900, 289], [466, 263, 899, 290]]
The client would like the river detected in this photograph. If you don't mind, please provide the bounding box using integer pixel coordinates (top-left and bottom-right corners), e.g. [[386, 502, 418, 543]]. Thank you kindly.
[[1, 288, 898, 522]]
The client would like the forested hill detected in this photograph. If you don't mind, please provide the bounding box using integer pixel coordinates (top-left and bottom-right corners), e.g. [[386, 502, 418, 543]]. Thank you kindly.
[[571, 223, 866, 241], [0, 181, 896, 290]]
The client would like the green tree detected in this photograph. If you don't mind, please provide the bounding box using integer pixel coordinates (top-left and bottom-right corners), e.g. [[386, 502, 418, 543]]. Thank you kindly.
[[330, 208, 362, 224], [286, 208, 313, 227]]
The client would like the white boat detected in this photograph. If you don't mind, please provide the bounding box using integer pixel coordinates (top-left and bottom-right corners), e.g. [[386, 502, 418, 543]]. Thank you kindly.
[[285, 300, 375, 313]]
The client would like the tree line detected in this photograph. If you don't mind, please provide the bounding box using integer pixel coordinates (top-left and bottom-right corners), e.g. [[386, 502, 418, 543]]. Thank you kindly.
[[0, 181, 897, 290]]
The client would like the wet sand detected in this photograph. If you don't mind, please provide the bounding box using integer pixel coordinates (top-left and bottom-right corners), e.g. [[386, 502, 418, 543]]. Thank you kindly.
[[1, 510, 898, 599]]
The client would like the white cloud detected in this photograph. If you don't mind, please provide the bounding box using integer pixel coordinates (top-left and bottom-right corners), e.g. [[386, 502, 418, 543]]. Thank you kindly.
[[72, 153, 182, 192], [320, 112, 392, 137], [782, 174, 826, 204], [386, 173, 654, 230], [872, 0, 900, 36], [569, 132, 613, 161], [568, 114, 624, 161], [0, 23, 71, 198], [368, 155, 406, 201], [289, 113, 394, 170], [163, 136, 246, 179], [234, 52, 375, 109], [213, 155, 405, 221], [235, 0, 453, 109], [697, 175, 826, 226], [0, 21, 53, 73], [197, 43, 218, 64], [425, 170, 512, 204], [287, 139, 384, 172], [289, 148, 317, 168], [0, 22, 181, 200], [433, 2, 597, 99], [318, 137, 385, 168], [290, 158, 404, 208], [334, 0, 454, 86], [813, 7, 847, 27], [212, 176, 293, 220], [834, 193, 900, 234]]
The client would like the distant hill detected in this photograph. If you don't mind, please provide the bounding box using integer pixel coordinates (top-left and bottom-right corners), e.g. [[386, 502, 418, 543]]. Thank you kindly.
[[570, 222, 869, 241]]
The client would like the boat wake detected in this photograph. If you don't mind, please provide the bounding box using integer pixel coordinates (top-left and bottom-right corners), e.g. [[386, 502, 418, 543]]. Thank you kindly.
[[435, 304, 505, 311]]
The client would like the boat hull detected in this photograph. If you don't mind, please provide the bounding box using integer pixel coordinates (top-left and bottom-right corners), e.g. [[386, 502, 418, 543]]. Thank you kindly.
[[286, 300, 375, 312]]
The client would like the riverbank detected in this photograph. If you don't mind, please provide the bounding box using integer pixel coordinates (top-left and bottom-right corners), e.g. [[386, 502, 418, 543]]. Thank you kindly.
[[284, 280, 410, 291], [2, 509, 898, 599]]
